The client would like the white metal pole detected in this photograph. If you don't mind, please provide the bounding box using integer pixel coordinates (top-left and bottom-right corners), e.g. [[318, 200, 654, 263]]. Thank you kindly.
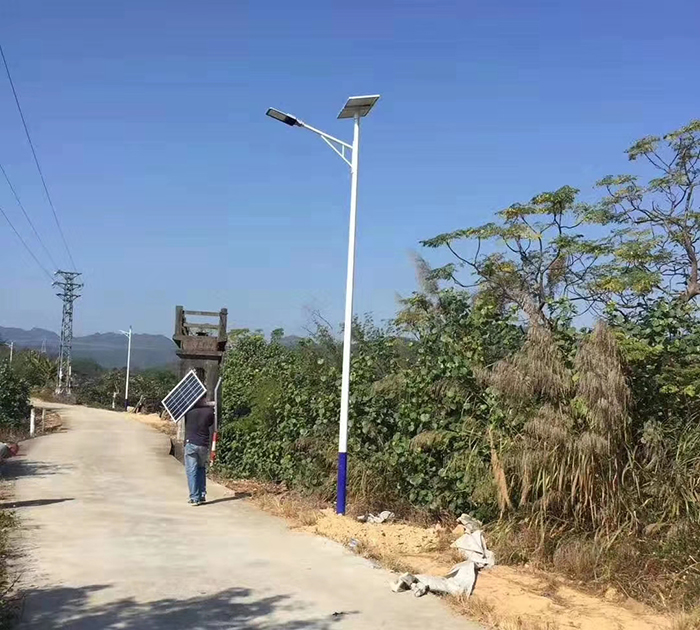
[[336, 113, 361, 515], [9, 342, 13, 363], [124, 326, 132, 410], [30, 407, 35, 437]]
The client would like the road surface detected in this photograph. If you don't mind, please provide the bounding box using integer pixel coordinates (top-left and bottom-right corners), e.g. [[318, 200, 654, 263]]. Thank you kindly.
[[5, 404, 481, 629]]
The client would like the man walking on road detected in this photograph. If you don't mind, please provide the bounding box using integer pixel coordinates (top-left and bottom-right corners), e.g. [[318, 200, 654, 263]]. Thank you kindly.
[[183, 396, 214, 506]]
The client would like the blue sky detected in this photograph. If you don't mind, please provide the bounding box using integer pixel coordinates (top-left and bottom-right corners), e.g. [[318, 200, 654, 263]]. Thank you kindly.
[[0, 0, 698, 337]]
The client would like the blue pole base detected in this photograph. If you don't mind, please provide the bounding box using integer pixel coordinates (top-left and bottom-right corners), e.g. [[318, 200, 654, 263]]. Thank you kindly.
[[336, 451, 348, 515]]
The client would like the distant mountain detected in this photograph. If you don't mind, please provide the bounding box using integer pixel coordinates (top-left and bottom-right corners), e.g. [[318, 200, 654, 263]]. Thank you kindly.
[[0, 327, 60, 351], [0, 326, 177, 370], [280, 335, 304, 348]]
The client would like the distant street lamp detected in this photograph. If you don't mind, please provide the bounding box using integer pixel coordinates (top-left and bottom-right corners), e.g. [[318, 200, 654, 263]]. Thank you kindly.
[[119, 327, 132, 410], [266, 95, 380, 515], [4, 341, 13, 363]]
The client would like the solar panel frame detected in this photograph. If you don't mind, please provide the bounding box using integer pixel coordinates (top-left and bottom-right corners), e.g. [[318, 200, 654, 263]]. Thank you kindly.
[[162, 370, 207, 422]]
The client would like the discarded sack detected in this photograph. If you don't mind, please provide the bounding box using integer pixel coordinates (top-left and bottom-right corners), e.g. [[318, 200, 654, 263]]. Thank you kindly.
[[391, 562, 477, 597], [452, 530, 495, 568], [390, 529, 495, 598], [357, 510, 395, 524], [456, 513, 483, 533]]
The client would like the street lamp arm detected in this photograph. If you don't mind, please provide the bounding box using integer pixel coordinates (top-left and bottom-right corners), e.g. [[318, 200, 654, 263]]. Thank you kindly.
[[320, 135, 352, 168], [297, 121, 352, 150]]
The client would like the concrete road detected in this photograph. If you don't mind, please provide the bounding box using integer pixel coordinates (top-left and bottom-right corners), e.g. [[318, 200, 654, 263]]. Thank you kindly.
[[5, 404, 481, 629]]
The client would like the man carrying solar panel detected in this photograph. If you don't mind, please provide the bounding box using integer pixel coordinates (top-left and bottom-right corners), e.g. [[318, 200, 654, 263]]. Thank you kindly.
[[183, 395, 215, 506]]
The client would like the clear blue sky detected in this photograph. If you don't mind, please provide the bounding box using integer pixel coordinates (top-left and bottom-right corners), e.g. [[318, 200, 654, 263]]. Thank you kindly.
[[0, 0, 698, 337]]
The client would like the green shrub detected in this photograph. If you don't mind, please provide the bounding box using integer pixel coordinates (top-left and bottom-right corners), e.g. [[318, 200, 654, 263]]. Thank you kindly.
[[0, 362, 30, 427], [218, 295, 522, 516]]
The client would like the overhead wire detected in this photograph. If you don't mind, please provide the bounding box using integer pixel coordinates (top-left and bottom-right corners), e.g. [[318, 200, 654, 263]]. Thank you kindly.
[[0, 203, 55, 282], [0, 162, 59, 271], [0, 43, 76, 270]]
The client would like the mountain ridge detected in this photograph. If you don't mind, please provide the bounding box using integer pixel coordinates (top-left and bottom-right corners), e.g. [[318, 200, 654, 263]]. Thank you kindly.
[[0, 326, 177, 370]]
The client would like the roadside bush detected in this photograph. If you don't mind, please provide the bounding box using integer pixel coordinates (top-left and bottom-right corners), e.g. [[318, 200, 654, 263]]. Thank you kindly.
[[219, 295, 522, 516], [74, 368, 177, 413], [0, 362, 30, 426]]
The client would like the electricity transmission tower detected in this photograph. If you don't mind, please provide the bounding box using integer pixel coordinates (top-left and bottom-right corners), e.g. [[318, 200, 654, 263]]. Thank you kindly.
[[54, 270, 83, 394]]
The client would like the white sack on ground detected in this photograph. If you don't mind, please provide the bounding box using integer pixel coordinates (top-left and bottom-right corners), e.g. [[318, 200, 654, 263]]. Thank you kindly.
[[452, 530, 495, 568], [357, 510, 395, 524], [390, 529, 495, 598], [456, 513, 483, 533], [392, 562, 477, 597]]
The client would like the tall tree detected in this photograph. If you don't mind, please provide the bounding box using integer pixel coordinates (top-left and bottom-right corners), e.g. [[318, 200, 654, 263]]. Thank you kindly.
[[421, 186, 604, 328], [591, 120, 700, 306]]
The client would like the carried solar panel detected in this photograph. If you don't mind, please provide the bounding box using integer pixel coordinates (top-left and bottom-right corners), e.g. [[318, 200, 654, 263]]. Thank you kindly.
[[162, 370, 207, 422]]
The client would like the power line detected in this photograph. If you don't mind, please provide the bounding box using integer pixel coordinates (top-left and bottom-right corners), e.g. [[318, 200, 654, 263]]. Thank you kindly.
[[0, 162, 58, 270], [0, 43, 76, 270], [0, 203, 54, 282]]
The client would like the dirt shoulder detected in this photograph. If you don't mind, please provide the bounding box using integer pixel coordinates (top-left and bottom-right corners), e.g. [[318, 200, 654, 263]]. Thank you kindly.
[[307, 513, 675, 630], [128, 411, 688, 630], [0, 401, 65, 627]]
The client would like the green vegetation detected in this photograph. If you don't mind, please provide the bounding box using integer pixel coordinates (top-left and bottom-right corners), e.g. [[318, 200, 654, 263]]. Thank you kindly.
[[0, 362, 30, 427], [218, 119, 700, 610], [0, 345, 176, 415], [0, 511, 17, 629], [75, 368, 178, 413]]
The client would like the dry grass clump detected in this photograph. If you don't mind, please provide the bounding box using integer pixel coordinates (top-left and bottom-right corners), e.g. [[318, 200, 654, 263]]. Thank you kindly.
[[450, 593, 560, 630], [671, 610, 700, 630], [347, 539, 417, 574], [254, 491, 325, 527], [551, 538, 602, 581], [212, 474, 326, 527], [496, 322, 633, 531]]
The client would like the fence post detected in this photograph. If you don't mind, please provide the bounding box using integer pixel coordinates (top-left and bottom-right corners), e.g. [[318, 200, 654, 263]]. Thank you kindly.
[[42, 408, 46, 433], [30, 407, 36, 438]]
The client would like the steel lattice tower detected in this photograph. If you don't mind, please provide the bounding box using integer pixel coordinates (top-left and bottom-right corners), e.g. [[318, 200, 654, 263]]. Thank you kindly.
[[54, 270, 83, 394]]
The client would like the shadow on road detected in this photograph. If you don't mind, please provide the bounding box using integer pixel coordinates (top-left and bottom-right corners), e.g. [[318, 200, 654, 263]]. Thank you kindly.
[[202, 493, 251, 506], [0, 498, 74, 509], [1, 460, 72, 481], [18, 584, 354, 629]]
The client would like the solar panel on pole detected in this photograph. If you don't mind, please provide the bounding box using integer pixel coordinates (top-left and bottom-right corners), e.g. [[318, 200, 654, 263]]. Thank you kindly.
[[162, 370, 207, 422]]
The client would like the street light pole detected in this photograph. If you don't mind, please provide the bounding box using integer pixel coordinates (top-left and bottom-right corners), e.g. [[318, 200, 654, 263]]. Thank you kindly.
[[120, 327, 132, 410], [266, 96, 379, 515], [336, 112, 360, 514]]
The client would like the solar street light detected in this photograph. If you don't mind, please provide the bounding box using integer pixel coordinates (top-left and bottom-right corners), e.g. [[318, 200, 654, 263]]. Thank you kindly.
[[265, 108, 301, 127], [119, 326, 132, 410], [266, 95, 380, 515], [337, 94, 380, 119]]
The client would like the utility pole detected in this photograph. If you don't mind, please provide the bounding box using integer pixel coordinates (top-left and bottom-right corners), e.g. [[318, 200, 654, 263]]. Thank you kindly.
[[120, 326, 132, 409], [54, 270, 83, 395]]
